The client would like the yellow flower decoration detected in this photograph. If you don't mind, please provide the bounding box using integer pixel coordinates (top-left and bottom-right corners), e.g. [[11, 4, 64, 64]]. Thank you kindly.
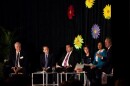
[[103, 4, 111, 19], [74, 35, 84, 49], [85, 0, 95, 8]]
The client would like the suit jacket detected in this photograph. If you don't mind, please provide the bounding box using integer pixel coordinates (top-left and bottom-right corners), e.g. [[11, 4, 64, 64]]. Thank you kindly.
[[58, 50, 80, 70], [40, 53, 54, 69], [9, 50, 28, 73], [102, 46, 113, 74]]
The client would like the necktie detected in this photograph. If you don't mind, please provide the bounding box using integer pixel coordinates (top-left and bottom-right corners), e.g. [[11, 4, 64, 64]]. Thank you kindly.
[[45, 54, 48, 68], [64, 53, 70, 67], [107, 49, 109, 53], [15, 52, 20, 67]]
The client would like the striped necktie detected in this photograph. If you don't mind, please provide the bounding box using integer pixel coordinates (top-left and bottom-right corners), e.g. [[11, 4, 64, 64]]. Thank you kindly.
[[15, 52, 20, 67], [64, 53, 70, 67]]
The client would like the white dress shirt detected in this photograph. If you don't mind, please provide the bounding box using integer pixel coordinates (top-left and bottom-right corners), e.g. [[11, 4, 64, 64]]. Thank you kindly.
[[62, 51, 72, 67]]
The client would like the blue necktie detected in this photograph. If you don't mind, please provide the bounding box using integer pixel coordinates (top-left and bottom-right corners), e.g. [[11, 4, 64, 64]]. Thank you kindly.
[[45, 54, 48, 68]]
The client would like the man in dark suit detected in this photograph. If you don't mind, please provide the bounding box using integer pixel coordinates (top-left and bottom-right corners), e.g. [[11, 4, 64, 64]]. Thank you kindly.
[[39, 46, 55, 84], [40, 45, 54, 72], [56, 44, 80, 72], [102, 37, 113, 74], [100, 37, 114, 86], [9, 42, 28, 75]]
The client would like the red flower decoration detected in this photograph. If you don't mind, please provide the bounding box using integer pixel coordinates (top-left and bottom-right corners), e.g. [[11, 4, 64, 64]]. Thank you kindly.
[[67, 5, 75, 20]]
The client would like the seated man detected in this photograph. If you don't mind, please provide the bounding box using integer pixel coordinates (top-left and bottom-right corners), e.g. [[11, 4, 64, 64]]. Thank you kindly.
[[40, 45, 55, 84], [40, 45, 55, 72], [56, 44, 80, 73], [8, 42, 28, 76]]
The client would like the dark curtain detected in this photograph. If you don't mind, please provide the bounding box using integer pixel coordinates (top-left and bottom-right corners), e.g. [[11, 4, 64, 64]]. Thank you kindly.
[[0, 0, 111, 72], [84, 0, 111, 60]]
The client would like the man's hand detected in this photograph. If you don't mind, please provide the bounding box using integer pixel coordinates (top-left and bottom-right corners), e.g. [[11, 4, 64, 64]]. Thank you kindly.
[[11, 67, 22, 74], [11, 67, 16, 73], [66, 65, 72, 69], [42, 67, 50, 71], [56, 63, 62, 68], [42, 67, 46, 71], [15, 67, 22, 73]]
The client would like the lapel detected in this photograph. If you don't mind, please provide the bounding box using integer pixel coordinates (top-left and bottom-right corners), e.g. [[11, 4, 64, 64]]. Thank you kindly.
[[62, 53, 67, 62]]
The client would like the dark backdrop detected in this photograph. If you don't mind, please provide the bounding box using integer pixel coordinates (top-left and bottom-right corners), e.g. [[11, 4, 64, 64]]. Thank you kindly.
[[0, 0, 111, 72]]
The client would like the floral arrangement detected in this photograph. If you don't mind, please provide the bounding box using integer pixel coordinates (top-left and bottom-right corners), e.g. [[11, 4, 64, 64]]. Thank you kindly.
[[91, 24, 100, 39], [67, 5, 75, 20], [103, 4, 111, 19], [85, 0, 95, 9], [74, 35, 84, 49]]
